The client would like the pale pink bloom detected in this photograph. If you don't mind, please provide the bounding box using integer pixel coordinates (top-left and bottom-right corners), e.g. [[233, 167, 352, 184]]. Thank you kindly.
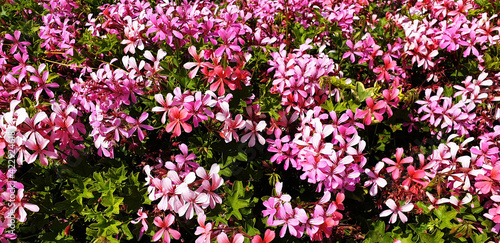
[[183, 46, 207, 79], [380, 199, 413, 224], [178, 190, 207, 219], [217, 232, 244, 243], [437, 193, 473, 207], [131, 208, 148, 239], [241, 120, 266, 147], [25, 133, 57, 165], [1, 189, 39, 222], [152, 93, 178, 124], [364, 162, 387, 196]]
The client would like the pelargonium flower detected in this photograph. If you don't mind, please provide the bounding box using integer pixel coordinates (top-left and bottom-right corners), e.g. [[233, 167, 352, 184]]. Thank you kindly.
[[153, 215, 181, 243], [241, 120, 267, 147], [380, 199, 413, 224], [166, 107, 192, 137]]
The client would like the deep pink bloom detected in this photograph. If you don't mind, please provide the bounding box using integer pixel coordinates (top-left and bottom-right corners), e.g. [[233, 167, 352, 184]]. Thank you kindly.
[[252, 229, 275, 243], [4, 30, 31, 54], [355, 97, 386, 125], [165, 107, 192, 137], [383, 148, 413, 180], [126, 113, 154, 141], [373, 55, 397, 81]]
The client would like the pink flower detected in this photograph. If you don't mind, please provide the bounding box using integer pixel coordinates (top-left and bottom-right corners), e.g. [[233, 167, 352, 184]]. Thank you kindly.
[[165, 107, 192, 137], [241, 121, 266, 147], [4, 30, 31, 54], [380, 199, 413, 224], [194, 214, 212, 243], [475, 165, 500, 194], [383, 148, 413, 180], [131, 208, 148, 240], [373, 55, 397, 81], [178, 190, 207, 219], [209, 66, 235, 96], [24, 133, 57, 165], [153, 215, 181, 243], [401, 165, 428, 189], [364, 162, 387, 196], [252, 229, 275, 243], [355, 97, 386, 125], [214, 28, 242, 60], [152, 93, 178, 124], [30, 64, 59, 102], [217, 232, 244, 243], [184, 46, 208, 79], [126, 113, 154, 141], [1, 189, 39, 222]]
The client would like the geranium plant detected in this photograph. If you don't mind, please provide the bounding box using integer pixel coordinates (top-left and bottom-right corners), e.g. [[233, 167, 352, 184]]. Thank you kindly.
[[0, 0, 500, 242]]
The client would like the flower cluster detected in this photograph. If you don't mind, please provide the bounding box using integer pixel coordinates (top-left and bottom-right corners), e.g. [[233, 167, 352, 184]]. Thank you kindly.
[[262, 182, 344, 241], [2, 0, 500, 241]]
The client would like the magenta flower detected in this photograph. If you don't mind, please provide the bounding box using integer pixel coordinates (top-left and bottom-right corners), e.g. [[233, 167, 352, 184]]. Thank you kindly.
[[355, 97, 386, 125], [4, 30, 31, 54], [126, 113, 153, 141], [380, 199, 413, 224], [30, 64, 59, 102], [214, 28, 242, 60]]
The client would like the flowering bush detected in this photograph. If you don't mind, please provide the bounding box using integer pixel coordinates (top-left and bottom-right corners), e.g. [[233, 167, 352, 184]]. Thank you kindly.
[[1, 0, 500, 242]]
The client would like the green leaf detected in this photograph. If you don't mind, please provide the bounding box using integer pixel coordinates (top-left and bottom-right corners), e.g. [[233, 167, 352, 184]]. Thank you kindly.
[[354, 81, 376, 102], [121, 222, 134, 240], [471, 232, 490, 243], [236, 152, 247, 162], [101, 191, 124, 216], [225, 181, 250, 220], [433, 205, 457, 229], [419, 230, 444, 243], [416, 201, 430, 214], [65, 177, 94, 206], [364, 220, 385, 243]]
